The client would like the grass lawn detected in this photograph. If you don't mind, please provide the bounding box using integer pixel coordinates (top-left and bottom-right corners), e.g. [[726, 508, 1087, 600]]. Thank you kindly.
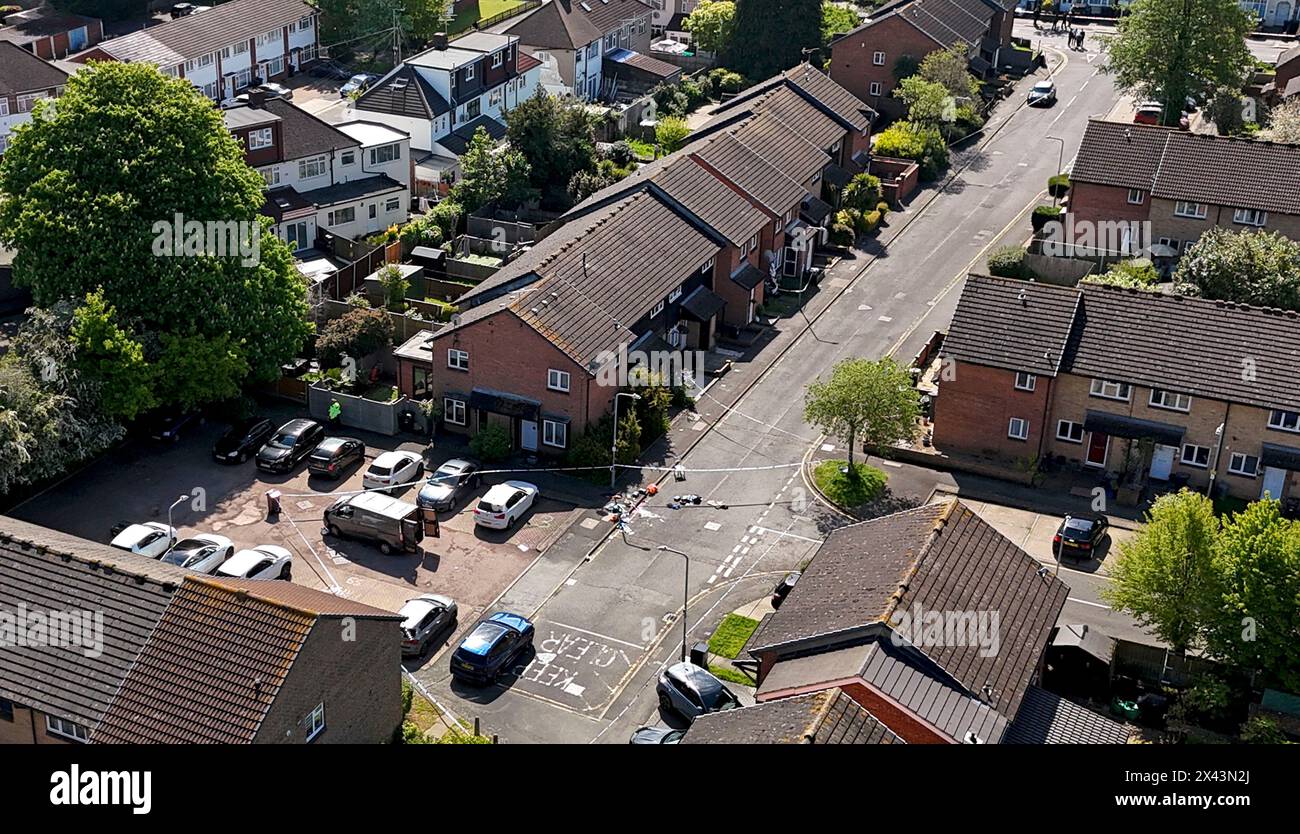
[[448, 0, 527, 33], [626, 137, 658, 160], [709, 664, 754, 686], [812, 459, 887, 509], [708, 613, 760, 659]]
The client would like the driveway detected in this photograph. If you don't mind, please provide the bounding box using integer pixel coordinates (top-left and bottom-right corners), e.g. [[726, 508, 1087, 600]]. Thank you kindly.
[[956, 498, 1134, 574]]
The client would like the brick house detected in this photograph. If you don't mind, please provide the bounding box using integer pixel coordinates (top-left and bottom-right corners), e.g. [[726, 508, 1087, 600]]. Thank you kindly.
[[1069, 119, 1300, 257], [933, 274, 1300, 502], [72, 0, 320, 104], [704, 499, 1125, 745], [828, 0, 994, 121], [0, 40, 66, 156], [0, 7, 103, 60]]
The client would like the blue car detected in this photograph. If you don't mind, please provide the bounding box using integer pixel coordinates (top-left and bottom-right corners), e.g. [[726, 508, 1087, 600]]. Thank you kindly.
[[449, 612, 535, 685]]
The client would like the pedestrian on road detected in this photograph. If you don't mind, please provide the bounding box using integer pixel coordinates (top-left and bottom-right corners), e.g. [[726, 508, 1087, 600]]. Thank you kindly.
[[1078, 29, 1086, 49]]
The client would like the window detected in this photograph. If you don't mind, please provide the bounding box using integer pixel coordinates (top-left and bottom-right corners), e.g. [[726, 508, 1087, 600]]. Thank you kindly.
[[1158, 236, 1179, 250], [385, 197, 401, 212], [492, 51, 504, 68], [16, 93, 46, 113], [464, 98, 481, 121], [247, 127, 273, 150], [0, 98, 7, 117], [444, 397, 466, 425], [45, 715, 88, 742], [1126, 189, 1145, 205], [261, 167, 281, 187], [872, 51, 885, 66], [703, 257, 715, 272], [1269, 409, 1300, 432], [548, 369, 571, 392], [0, 134, 7, 155], [543, 418, 568, 448], [1008, 417, 1029, 441], [299, 15, 313, 29], [1148, 389, 1191, 412], [668, 286, 683, 303], [341, 150, 355, 165], [1174, 201, 1207, 219], [256, 30, 279, 48], [650, 300, 665, 318], [749, 233, 759, 252], [306, 703, 326, 742], [368, 203, 377, 220], [0, 698, 12, 721], [869, 81, 882, 97], [448, 348, 469, 371], [299, 155, 327, 179], [370, 143, 400, 165], [1014, 371, 1036, 392], [1181, 444, 1210, 468], [265, 56, 284, 77], [185, 53, 214, 73], [326, 206, 355, 226], [1056, 420, 1084, 443], [1234, 208, 1267, 227], [1228, 452, 1259, 477], [233, 68, 252, 90], [234, 40, 249, 55], [1090, 379, 1131, 401], [465, 63, 475, 81]]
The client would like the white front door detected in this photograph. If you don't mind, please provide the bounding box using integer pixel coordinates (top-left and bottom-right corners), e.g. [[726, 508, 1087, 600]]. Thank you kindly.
[[1149, 444, 1175, 481], [520, 419, 538, 452], [1261, 466, 1287, 500]]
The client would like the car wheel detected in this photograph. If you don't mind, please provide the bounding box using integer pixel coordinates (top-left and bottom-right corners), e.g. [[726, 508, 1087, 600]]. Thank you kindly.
[[328, 524, 343, 538], [280, 565, 292, 580], [658, 692, 673, 712], [379, 541, 393, 555]]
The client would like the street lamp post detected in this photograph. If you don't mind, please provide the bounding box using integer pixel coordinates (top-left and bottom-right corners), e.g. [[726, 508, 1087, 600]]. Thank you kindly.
[[1046, 135, 1065, 207], [657, 545, 690, 663], [610, 392, 641, 489], [1206, 422, 1226, 498], [167, 494, 190, 541]]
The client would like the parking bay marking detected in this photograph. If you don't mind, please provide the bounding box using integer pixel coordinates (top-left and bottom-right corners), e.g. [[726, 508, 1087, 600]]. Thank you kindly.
[[514, 621, 643, 712]]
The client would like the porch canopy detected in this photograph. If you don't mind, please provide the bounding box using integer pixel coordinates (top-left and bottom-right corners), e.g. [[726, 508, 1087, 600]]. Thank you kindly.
[[1262, 442, 1300, 471], [469, 387, 540, 420], [1083, 410, 1184, 447], [679, 286, 726, 322]]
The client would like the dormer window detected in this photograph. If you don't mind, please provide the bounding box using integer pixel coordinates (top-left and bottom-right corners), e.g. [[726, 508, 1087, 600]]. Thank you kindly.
[[466, 64, 475, 81], [492, 51, 503, 68]]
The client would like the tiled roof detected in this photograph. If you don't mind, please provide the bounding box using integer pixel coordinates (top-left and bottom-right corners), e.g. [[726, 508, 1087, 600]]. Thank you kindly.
[[506, 0, 652, 49], [355, 64, 451, 120], [729, 111, 831, 186], [0, 515, 184, 729], [941, 274, 1080, 376], [712, 63, 874, 137], [835, 0, 992, 51], [604, 47, 680, 78], [653, 156, 769, 246], [1068, 119, 1172, 191], [0, 40, 67, 96], [1004, 686, 1132, 744], [692, 132, 807, 215], [682, 688, 905, 744], [90, 0, 314, 65], [437, 113, 508, 155], [261, 98, 359, 159]]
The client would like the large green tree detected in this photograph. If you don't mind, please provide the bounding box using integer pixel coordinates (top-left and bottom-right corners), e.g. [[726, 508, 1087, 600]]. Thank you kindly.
[[1102, 0, 1253, 127], [803, 358, 920, 469], [451, 126, 535, 213], [726, 0, 822, 80], [917, 46, 981, 101], [505, 91, 598, 196], [1174, 228, 1300, 312], [0, 62, 310, 406], [820, 2, 859, 46], [684, 0, 736, 54]]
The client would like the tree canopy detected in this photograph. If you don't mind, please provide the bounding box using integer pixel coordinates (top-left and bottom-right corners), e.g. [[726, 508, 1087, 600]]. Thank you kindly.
[[1174, 228, 1300, 311], [803, 358, 920, 469], [684, 0, 736, 54], [505, 91, 598, 198], [452, 126, 535, 213], [726, 0, 822, 80]]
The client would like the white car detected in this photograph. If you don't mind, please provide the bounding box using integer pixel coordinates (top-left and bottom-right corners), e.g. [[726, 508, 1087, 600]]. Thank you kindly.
[[398, 594, 458, 656], [363, 450, 425, 492], [110, 522, 176, 559], [158, 533, 235, 574], [473, 481, 539, 530], [216, 545, 293, 580]]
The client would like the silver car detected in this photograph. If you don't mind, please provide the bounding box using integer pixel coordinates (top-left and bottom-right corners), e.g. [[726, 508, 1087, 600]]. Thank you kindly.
[[656, 662, 740, 722], [158, 533, 235, 574], [399, 594, 458, 657]]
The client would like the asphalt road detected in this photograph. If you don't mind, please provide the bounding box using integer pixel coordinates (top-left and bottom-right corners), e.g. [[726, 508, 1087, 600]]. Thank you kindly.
[[415, 41, 1126, 743]]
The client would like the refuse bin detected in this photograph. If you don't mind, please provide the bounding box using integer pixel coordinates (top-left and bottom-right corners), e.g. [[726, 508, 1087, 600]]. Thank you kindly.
[[266, 489, 282, 517], [689, 642, 709, 668], [399, 410, 416, 433]]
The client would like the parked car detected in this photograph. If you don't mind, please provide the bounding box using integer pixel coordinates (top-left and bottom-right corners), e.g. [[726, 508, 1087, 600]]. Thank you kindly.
[[1052, 512, 1109, 558], [256, 418, 326, 473], [159, 533, 235, 574], [771, 571, 801, 609], [212, 416, 275, 464], [449, 612, 534, 685], [473, 481, 538, 530], [309, 59, 351, 80], [416, 458, 481, 512], [307, 437, 366, 479], [323, 492, 424, 554], [109, 522, 176, 559], [170, 2, 196, 16], [1028, 80, 1057, 107], [215, 545, 293, 580], [233, 83, 292, 105], [656, 662, 739, 722], [363, 450, 425, 492], [339, 73, 376, 97], [148, 410, 203, 443], [398, 594, 458, 657], [629, 726, 686, 744], [1133, 103, 1162, 125]]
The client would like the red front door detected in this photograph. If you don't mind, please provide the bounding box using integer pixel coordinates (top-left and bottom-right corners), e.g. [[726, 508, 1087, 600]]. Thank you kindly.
[[1085, 432, 1109, 467]]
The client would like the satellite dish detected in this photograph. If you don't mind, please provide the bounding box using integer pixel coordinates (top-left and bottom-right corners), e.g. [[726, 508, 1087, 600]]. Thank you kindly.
[[449, 313, 462, 327]]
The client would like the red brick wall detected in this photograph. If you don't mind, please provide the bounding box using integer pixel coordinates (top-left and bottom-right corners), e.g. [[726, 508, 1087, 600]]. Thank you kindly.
[[830, 18, 937, 121], [931, 360, 1053, 462], [840, 681, 951, 743], [1067, 181, 1151, 226]]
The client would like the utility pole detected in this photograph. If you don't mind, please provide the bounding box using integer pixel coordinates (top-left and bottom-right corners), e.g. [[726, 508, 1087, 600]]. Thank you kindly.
[[657, 546, 690, 663]]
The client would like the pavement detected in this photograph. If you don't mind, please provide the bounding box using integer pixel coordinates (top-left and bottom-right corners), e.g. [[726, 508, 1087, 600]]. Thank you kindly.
[[408, 37, 1147, 743]]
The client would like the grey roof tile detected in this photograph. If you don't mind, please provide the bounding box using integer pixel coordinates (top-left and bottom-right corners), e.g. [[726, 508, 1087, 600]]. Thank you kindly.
[[941, 275, 1081, 376], [92, 0, 314, 64], [682, 688, 905, 744], [1004, 685, 1132, 744]]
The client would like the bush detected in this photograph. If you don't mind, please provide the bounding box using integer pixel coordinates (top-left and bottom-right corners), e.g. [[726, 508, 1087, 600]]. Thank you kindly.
[[873, 121, 948, 180], [876, 201, 891, 215], [829, 223, 855, 247], [429, 200, 463, 240], [986, 245, 1027, 278], [1031, 204, 1062, 232], [377, 264, 410, 312], [607, 141, 635, 167], [651, 83, 689, 117], [842, 172, 883, 211], [316, 307, 394, 368], [1047, 174, 1070, 199], [1239, 715, 1288, 744], [717, 71, 746, 93], [399, 215, 445, 249], [469, 423, 512, 462], [863, 210, 882, 232]]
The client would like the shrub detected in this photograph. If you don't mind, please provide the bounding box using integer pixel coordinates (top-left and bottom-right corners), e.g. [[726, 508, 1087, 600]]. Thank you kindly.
[[1031, 204, 1062, 232], [469, 423, 512, 462], [1239, 715, 1288, 744], [429, 200, 463, 240], [986, 245, 1026, 278], [345, 292, 371, 309], [316, 307, 394, 368], [829, 223, 855, 247], [873, 121, 948, 180], [876, 201, 891, 215], [717, 71, 746, 93], [399, 215, 445, 249], [377, 264, 410, 312], [1047, 174, 1070, 199], [607, 140, 635, 167], [651, 83, 689, 117], [842, 172, 883, 211], [864, 210, 882, 232]]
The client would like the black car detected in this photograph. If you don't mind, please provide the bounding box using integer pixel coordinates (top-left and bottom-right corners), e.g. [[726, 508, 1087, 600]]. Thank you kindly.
[[1053, 513, 1109, 558], [449, 612, 534, 686], [771, 571, 801, 609], [416, 458, 481, 512], [307, 437, 366, 479], [256, 418, 326, 473], [212, 417, 275, 464], [170, 2, 196, 16], [149, 410, 204, 443]]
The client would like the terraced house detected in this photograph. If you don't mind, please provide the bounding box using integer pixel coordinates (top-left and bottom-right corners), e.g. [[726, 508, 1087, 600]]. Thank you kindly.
[[934, 275, 1300, 504], [0, 41, 66, 155]]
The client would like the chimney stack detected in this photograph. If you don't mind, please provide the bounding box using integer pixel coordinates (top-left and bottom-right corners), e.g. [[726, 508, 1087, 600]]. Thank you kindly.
[[432, 31, 449, 51]]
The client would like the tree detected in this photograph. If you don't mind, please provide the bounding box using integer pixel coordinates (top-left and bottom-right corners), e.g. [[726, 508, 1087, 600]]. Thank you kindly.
[[803, 358, 920, 469], [405, 0, 453, 44], [872, 120, 949, 179], [727, 0, 822, 80], [49, 0, 147, 21], [917, 45, 981, 100], [0, 61, 310, 407], [1174, 228, 1300, 311], [1102, 0, 1252, 127], [820, 2, 859, 46], [505, 91, 598, 195], [841, 173, 883, 211], [1260, 97, 1300, 143], [1206, 87, 1247, 135], [896, 76, 953, 126], [1103, 490, 1220, 655], [377, 264, 410, 311], [316, 307, 395, 368], [70, 290, 155, 421], [655, 116, 691, 154], [451, 126, 535, 213], [684, 0, 736, 54], [1086, 259, 1160, 290]]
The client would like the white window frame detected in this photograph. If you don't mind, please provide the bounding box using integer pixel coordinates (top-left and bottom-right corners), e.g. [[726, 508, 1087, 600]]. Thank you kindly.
[[872, 51, 885, 66], [234, 40, 249, 55], [1126, 188, 1144, 205], [1014, 371, 1036, 392], [1181, 444, 1210, 468], [1056, 420, 1084, 444], [341, 150, 356, 166], [547, 368, 571, 392], [444, 397, 467, 425], [1268, 409, 1300, 432], [650, 300, 665, 318], [261, 167, 281, 187], [327, 206, 355, 226], [1233, 208, 1267, 227], [543, 418, 567, 448], [385, 197, 401, 212], [0, 99, 8, 117], [868, 81, 882, 97], [465, 64, 475, 81], [1174, 201, 1207, 219], [447, 348, 469, 371], [1148, 388, 1191, 412], [306, 703, 326, 742], [668, 286, 683, 303], [1090, 378, 1132, 401], [45, 715, 88, 742], [1008, 417, 1029, 441], [370, 143, 400, 165], [247, 127, 273, 150], [299, 155, 328, 180], [492, 51, 504, 68], [1228, 452, 1259, 477]]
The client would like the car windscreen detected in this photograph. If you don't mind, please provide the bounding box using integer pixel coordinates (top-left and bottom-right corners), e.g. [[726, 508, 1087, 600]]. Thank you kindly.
[[460, 623, 506, 656], [369, 464, 393, 476], [1063, 518, 1095, 535], [433, 465, 461, 481], [268, 433, 297, 448], [477, 500, 501, 512], [160, 548, 203, 566]]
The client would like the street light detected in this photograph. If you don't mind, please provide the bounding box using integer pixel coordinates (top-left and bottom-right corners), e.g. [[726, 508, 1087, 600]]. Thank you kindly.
[[610, 392, 641, 488], [657, 545, 690, 663], [1045, 135, 1065, 207], [1206, 422, 1225, 498], [167, 494, 190, 541]]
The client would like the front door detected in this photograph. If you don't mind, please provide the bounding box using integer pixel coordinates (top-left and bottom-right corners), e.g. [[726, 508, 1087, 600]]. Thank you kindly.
[[1261, 466, 1287, 500], [520, 419, 539, 452], [1149, 444, 1175, 480], [1085, 431, 1109, 468]]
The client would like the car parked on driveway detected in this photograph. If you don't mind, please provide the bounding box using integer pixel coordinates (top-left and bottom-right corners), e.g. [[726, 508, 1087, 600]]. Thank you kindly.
[[473, 481, 538, 530], [1028, 80, 1057, 107], [110, 522, 176, 559], [212, 416, 275, 464], [363, 450, 424, 493], [159, 533, 235, 574], [339, 73, 376, 97], [657, 662, 739, 722], [257, 418, 326, 473], [1052, 512, 1109, 559], [307, 437, 366, 479], [449, 612, 534, 685], [215, 545, 293, 580], [148, 410, 203, 443], [398, 594, 458, 657], [417, 458, 481, 512], [629, 726, 686, 744]]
